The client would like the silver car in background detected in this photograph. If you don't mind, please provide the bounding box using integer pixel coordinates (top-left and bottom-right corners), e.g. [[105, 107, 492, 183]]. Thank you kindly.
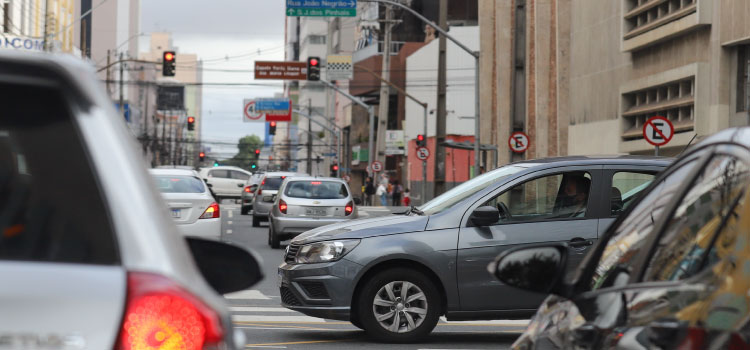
[[252, 172, 305, 227], [149, 168, 221, 240], [0, 52, 261, 349], [268, 177, 358, 248]]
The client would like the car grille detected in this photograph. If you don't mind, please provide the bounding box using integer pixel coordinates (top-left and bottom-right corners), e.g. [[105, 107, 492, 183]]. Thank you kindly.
[[299, 282, 330, 299], [285, 244, 300, 264], [280, 287, 302, 306]]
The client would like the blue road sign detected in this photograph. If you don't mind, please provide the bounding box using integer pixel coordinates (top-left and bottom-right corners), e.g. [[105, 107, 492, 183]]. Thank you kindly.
[[286, 0, 356, 9], [256, 99, 291, 112]]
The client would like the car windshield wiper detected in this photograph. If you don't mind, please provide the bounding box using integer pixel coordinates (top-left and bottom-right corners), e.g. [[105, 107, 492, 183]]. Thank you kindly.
[[409, 206, 424, 216]]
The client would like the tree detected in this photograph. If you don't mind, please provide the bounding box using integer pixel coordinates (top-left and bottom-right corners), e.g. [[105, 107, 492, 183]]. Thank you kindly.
[[224, 135, 263, 168]]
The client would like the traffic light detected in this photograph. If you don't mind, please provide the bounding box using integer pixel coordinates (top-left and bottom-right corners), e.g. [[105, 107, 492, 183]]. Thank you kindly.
[[269, 121, 277, 135], [162, 51, 176, 76], [416, 134, 426, 147], [187, 116, 195, 131], [199, 151, 205, 161], [255, 149, 261, 158], [330, 164, 339, 177], [307, 56, 320, 81], [213, 161, 219, 167], [251, 162, 257, 170]]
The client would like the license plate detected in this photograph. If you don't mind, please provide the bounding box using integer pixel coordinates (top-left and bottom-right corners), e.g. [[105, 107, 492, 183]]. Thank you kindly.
[[171, 209, 181, 218], [305, 208, 327, 216]]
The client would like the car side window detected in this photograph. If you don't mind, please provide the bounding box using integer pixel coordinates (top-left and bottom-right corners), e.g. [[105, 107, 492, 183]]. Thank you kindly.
[[591, 158, 699, 290], [209, 170, 229, 178], [610, 172, 655, 216], [231, 171, 250, 181], [642, 156, 750, 282], [0, 83, 118, 265], [484, 171, 592, 224]]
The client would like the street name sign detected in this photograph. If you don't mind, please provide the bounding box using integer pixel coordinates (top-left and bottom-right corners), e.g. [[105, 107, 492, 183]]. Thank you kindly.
[[643, 116, 674, 147], [286, 0, 356, 17], [243, 99, 293, 122], [509, 131, 530, 154], [254, 61, 307, 80]]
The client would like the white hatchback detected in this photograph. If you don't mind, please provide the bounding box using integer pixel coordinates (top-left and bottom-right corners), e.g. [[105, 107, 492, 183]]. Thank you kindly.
[[150, 169, 221, 240]]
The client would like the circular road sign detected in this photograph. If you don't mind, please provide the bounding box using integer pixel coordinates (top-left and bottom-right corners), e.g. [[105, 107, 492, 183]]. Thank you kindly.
[[244, 100, 263, 121], [643, 116, 674, 147], [509, 132, 530, 154], [416, 147, 430, 161], [371, 161, 383, 173]]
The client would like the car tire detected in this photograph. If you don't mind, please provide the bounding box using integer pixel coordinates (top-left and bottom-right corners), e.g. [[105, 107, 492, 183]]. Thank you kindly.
[[357, 268, 441, 342], [252, 215, 260, 227], [269, 222, 280, 249], [241, 206, 249, 215]]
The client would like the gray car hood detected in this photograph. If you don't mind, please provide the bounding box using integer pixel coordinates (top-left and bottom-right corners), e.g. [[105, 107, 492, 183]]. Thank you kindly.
[[291, 214, 429, 244]]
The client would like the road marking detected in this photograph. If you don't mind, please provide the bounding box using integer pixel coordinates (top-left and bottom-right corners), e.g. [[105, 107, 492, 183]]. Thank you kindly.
[[235, 322, 339, 331], [245, 339, 351, 347], [232, 315, 326, 323], [226, 229, 233, 235], [229, 306, 297, 313], [224, 289, 271, 300], [228, 221, 233, 225], [439, 317, 529, 326], [228, 210, 234, 218]]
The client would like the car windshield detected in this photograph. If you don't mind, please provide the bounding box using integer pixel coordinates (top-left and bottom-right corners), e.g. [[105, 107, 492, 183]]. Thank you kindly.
[[153, 175, 206, 193], [262, 177, 285, 190], [284, 181, 348, 199], [418, 165, 526, 215]]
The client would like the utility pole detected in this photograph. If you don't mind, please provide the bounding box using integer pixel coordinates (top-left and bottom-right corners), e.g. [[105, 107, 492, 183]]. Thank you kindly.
[[434, 0, 448, 196], [119, 52, 124, 120], [43, 0, 50, 51], [376, 4, 395, 169], [307, 99, 313, 175], [106, 50, 111, 94]]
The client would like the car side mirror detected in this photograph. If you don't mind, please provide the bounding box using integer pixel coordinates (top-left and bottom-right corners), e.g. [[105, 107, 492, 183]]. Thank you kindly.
[[237, 183, 245, 187], [488, 245, 568, 295], [353, 197, 362, 205], [249, 185, 258, 192], [470, 206, 500, 227], [206, 183, 213, 188], [186, 237, 264, 294]]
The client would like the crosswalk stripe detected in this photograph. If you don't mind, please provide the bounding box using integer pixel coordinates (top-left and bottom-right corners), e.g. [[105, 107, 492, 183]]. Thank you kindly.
[[439, 317, 529, 326], [224, 290, 271, 300], [229, 306, 296, 313], [232, 315, 326, 323]]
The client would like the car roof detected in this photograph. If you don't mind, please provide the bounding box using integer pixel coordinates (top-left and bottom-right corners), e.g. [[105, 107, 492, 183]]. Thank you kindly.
[[283, 176, 347, 183], [200, 166, 250, 172], [510, 155, 672, 168], [263, 172, 307, 178], [149, 168, 200, 177]]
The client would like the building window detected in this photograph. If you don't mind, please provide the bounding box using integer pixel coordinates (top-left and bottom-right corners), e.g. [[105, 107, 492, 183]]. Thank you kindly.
[[621, 77, 695, 140], [3, 1, 10, 34], [737, 46, 750, 112], [304, 35, 326, 46], [623, 0, 697, 40]]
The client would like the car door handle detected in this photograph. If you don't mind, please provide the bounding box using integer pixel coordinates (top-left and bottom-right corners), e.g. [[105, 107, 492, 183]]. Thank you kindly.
[[569, 238, 593, 248]]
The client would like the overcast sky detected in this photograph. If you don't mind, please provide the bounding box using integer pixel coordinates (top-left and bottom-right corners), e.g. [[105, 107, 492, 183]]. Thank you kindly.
[[140, 0, 286, 157]]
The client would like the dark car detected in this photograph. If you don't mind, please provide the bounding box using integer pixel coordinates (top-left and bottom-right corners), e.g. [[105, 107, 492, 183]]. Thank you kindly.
[[278, 156, 669, 342], [491, 128, 750, 350]]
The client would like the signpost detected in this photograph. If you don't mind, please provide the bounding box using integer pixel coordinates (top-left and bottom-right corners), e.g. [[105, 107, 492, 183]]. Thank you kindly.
[[254, 61, 308, 80], [243, 98, 293, 123], [326, 55, 353, 81], [416, 147, 430, 161], [371, 161, 383, 173], [509, 132, 530, 154], [643, 116, 674, 156], [286, 0, 357, 17]]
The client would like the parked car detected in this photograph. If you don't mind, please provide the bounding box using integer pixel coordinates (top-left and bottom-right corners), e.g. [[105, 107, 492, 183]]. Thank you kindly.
[[277, 156, 669, 341], [492, 128, 750, 350], [268, 177, 359, 248], [241, 172, 265, 215], [149, 168, 221, 240], [252, 172, 305, 227], [0, 51, 262, 349], [198, 166, 253, 201]]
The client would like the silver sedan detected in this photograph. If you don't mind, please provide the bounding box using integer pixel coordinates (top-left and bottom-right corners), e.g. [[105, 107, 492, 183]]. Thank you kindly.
[[268, 177, 359, 248]]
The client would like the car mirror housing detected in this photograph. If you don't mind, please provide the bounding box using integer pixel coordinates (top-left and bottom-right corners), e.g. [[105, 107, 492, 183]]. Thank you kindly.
[[470, 206, 500, 227], [249, 185, 258, 192], [186, 237, 264, 294], [488, 244, 568, 295]]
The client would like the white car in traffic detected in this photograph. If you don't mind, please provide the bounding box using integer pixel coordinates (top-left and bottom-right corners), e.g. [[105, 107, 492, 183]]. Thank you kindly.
[[150, 169, 221, 240], [198, 166, 253, 201]]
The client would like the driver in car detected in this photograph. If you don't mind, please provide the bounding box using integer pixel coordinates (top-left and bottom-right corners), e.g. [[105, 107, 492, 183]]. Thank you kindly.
[[555, 175, 590, 218]]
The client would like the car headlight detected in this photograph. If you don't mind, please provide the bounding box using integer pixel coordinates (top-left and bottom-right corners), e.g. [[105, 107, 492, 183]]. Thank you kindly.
[[294, 240, 360, 264]]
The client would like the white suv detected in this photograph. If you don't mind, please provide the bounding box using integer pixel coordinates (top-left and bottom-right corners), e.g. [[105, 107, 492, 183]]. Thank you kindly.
[[198, 166, 253, 201]]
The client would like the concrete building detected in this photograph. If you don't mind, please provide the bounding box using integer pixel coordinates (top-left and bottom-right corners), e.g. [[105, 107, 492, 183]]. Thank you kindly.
[[479, 0, 750, 163], [1, 0, 75, 53]]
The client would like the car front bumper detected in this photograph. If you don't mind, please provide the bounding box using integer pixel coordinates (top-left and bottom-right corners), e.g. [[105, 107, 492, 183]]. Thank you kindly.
[[175, 218, 221, 240], [271, 216, 353, 238], [277, 258, 363, 321]]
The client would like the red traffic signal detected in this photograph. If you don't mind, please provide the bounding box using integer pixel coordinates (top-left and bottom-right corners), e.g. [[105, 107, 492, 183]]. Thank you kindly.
[[199, 152, 205, 157], [416, 134, 426, 147], [164, 52, 174, 61], [270, 121, 276, 127], [187, 116, 195, 123], [187, 116, 195, 131], [417, 134, 424, 141], [333, 165, 339, 171], [310, 58, 319, 66], [255, 149, 261, 155], [162, 51, 176, 77]]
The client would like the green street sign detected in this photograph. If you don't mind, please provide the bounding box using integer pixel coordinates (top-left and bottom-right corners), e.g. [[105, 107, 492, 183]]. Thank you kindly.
[[286, 7, 356, 17]]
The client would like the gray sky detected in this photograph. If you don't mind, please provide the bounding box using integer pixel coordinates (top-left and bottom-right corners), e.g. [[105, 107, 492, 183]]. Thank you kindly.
[[140, 0, 286, 157]]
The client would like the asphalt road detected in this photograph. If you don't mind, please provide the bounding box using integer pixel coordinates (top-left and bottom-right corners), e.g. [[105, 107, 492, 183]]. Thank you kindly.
[[218, 202, 522, 349]]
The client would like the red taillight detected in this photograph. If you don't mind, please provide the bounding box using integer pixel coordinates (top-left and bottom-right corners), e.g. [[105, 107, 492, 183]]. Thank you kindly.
[[244, 186, 251, 193], [200, 202, 220, 219], [117, 272, 224, 350], [345, 201, 353, 216], [257, 188, 262, 195], [279, 199, 287, 214]]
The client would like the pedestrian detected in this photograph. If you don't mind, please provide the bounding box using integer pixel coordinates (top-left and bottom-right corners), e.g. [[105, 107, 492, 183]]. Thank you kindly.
[[392, 181, 403, 206], [364, 177, 375, 206], [376, 182, 387, 206], [403, 188, 411, 206]]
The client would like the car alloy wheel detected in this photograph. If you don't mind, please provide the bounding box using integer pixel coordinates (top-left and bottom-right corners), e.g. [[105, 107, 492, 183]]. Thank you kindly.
[[372, 281, 428, 333]]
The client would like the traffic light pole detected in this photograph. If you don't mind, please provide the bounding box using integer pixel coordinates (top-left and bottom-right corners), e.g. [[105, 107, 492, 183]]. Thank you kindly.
[[298, 107, 344, 178]]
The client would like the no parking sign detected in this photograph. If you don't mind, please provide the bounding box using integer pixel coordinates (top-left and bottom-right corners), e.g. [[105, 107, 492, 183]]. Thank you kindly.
[[643, 116, 674, 147], [509, 132, 530, 154]]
